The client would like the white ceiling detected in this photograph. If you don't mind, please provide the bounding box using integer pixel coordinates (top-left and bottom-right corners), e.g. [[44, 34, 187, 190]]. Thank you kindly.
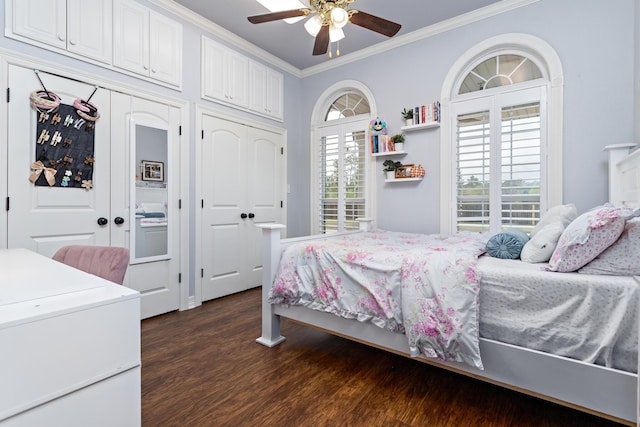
[[169, 0, 502, 70]]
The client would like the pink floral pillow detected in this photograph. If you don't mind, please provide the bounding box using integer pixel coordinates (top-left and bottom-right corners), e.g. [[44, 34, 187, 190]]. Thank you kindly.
[[578, 218, 640, 275], [548, 205, 633, 272]]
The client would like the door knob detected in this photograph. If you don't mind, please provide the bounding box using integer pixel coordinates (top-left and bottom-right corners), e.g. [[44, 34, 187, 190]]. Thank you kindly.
[[97, 217, 108, 226], [114, 217, 125, 225], [248, 213, 255, 219], [240, 213, 248, 219]]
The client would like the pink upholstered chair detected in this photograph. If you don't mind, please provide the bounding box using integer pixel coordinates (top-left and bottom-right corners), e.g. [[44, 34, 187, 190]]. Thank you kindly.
[[52, 245, 130, 285]]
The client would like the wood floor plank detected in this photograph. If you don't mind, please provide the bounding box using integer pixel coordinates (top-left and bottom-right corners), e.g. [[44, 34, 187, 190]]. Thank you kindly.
[[141, 288, 626, 427]]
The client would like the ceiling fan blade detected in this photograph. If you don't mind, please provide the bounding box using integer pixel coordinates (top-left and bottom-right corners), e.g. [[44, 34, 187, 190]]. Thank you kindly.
[[312, 25, 330, 56], [247, 9, 310, 24], [349, 11, 401, 37]]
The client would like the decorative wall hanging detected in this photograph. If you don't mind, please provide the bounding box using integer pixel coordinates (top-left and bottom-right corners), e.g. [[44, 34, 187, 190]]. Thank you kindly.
[[29, 73, 99, 189]]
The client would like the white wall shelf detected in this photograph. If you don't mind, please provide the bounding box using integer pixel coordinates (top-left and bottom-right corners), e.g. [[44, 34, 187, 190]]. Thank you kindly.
[[372, 151, 406, 157], [384, 177, 423, 183], [400, 121, 440, 132]]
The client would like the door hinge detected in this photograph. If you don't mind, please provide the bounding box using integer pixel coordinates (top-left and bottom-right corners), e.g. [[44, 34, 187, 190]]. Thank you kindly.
[[5, 197, 9, 211], [280, 200, 283, 208], [178, 273, 182, 283], [179, 125, 182, 136], [201, 130, 204, 139], [281, 147, 284, 155], [6, 88, 9, 103], [201, 268, 204, 278], [201, 199, 204, 208], [178, 199, 182, 209]]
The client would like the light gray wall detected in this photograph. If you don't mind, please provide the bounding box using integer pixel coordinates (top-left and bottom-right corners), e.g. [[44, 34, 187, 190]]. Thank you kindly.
[[290, 0, 636, 236]]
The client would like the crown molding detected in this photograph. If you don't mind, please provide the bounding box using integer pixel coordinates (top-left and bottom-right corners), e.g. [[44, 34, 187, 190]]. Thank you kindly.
[[149, 0, 539, 79]]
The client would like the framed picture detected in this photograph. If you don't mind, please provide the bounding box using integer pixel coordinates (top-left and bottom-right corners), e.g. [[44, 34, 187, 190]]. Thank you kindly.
[[141, 160, 164, 182], [395, 164, 414, 179]]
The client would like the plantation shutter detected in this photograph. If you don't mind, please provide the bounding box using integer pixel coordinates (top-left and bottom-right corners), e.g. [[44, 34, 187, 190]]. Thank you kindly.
[[317, 126, 367, 234], [455, 88, 544, 233]]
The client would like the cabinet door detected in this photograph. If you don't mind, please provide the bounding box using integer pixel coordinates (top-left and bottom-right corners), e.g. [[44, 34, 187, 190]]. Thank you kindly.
[[149, 11, 183, 87], [202, 38, 227, 102], [67, 0, 112, 63], [249, 61, 267, 115], [226, 50, 249, 108], [265, 68, 283, 120], [11, 0, 66, 50], [113, 0, 149, 76]]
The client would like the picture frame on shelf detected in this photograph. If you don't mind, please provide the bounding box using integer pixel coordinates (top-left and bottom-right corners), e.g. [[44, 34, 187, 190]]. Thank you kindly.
[[141, 160, 164, 182], [395, 164, 414, 179]]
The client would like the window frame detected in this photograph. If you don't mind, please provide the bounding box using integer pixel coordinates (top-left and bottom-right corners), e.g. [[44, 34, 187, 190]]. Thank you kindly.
[[309, 80, 377, 234], [439, 34, 564, 234]]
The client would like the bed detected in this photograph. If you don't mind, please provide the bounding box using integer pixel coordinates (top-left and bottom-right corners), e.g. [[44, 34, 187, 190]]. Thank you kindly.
[[256, 143, 640, 425]]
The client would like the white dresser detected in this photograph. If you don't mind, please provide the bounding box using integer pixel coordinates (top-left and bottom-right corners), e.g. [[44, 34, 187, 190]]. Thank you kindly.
[[0, 249, 141, 426]]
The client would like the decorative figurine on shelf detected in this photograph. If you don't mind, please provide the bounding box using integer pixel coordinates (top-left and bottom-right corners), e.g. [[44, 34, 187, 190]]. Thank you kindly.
[[369, 117, 387, 135]]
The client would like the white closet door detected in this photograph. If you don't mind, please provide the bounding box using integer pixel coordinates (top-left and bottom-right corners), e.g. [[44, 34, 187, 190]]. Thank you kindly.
[[7, 64, 111, 256], [110, 92, 181, 319], [200, 115, 285, 301]]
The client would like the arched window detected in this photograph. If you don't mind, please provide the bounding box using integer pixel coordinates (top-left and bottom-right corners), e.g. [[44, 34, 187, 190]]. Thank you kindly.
[[311, 82, 375, 234], [440, 34, 563, 234]]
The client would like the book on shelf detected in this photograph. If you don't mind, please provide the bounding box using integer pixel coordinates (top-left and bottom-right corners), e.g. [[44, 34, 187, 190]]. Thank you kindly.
[[408, 101, 440, 125], [370, 134, 393, 154]]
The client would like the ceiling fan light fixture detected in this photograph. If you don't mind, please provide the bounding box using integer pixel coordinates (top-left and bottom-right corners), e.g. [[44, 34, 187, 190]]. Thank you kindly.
[[304, 15, 322, 37], [329, 25, 345, 42], [330, 7, 349, 28]]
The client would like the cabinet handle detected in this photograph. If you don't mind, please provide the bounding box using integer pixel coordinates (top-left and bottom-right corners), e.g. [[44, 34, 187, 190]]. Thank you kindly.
[[58, 35, 65, 42], [97, 217, 108, 226], [240, 213, 248, 219], [69, 39, 76, 45], [248, 213, 255, 219], [114, 217, 125, 225]]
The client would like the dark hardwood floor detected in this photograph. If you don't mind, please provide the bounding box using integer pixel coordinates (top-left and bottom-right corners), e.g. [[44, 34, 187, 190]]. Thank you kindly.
[[141, 288, 626, 427]]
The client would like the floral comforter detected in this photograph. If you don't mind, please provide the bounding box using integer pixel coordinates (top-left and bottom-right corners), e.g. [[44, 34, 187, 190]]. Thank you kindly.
[[269, 229, 488, 369]]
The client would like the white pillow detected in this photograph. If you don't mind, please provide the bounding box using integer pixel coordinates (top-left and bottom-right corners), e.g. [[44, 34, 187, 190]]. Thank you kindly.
[[579, 218, 640, 275], [530, 204, 577, 237], [520, 222, 565, 263]]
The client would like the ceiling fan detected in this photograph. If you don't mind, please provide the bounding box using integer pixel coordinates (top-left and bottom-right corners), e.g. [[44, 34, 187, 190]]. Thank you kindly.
[[247, 0, 402, 56]]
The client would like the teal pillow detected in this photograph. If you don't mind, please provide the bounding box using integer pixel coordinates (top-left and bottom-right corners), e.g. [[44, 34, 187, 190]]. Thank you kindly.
[[486, 229, 530, 259]]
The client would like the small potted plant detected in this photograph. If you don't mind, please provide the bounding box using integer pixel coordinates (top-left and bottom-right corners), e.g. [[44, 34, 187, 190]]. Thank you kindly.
[[401, 108, 414, 126], [391, 134, 405, 151], [382, 159, 402, 180]]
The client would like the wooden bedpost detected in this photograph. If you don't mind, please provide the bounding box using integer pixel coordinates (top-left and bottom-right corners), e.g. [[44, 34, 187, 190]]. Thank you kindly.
[[256, 223, 287, 347]]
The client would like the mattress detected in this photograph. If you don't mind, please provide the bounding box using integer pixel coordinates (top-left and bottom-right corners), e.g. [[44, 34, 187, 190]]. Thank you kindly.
[[477, 256, 638, 373]]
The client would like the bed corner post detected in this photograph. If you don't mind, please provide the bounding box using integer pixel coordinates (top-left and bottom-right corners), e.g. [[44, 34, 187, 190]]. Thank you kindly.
[[357, 218, 374, 231], [256, 223, 287, 347]]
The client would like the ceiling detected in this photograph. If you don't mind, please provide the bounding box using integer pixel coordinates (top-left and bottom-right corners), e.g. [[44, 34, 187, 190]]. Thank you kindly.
[[170, 0, 502, 70]]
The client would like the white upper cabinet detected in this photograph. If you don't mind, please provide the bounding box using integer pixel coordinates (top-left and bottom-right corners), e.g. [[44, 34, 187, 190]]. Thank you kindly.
[[8, 0, 112, 64], [202, 37, 249, 109], [113, 0, 183, 88], [249, 60, 283, 121], [202, 37, 283, 121]]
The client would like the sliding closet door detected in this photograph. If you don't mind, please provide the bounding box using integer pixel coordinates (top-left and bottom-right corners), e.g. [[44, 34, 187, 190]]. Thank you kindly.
[[6, 64, 111, 255]]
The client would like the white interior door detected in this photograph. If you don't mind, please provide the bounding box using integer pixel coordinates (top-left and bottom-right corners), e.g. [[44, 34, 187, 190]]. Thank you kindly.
[[7, 64, 111, 256], [110, 92, 181, 319], [200, 114, 284, 301]]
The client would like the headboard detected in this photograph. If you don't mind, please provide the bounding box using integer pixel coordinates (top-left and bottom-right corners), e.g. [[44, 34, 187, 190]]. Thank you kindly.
[[605, 144, 640, 207]]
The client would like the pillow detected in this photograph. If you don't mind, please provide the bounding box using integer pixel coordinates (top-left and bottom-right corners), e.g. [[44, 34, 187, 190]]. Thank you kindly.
[[520, 222, 565, 263], [486, 228, 530, 259], [547, 205, 633, 272], [530, 204, 577, 237], [578, 218, 640, 275]]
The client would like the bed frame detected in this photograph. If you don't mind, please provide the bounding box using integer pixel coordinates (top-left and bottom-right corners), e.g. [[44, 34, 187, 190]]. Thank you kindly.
[[257, 143, 640, 426]]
